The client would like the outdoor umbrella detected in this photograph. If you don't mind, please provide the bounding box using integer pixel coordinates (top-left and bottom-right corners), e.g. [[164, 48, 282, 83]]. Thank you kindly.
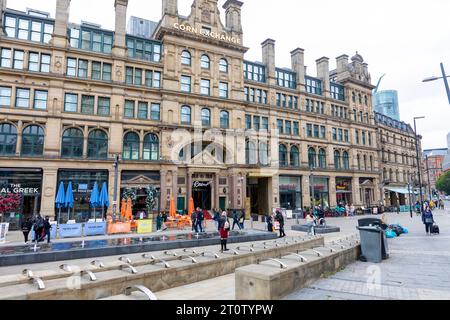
[[65, 182, 74, 223], [99, 182, 109, 222], [126, 198, 133, 221], [90, 182, 100, 222], [188, 197, 195, 216], [55, 182, 66, 225], [120, 198, 127, 222], [169, 197, 176, 219]]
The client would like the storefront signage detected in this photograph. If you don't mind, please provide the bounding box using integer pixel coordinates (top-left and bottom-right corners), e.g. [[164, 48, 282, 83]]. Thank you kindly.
[[84, 222, 107, 236], [59, 224, 83, 238], [0, 184, 39, 195], [193, 181, 212, 188], [336, 185, 349, 191], [173, 23, 241, 45], [107, 222, 131, 235], [137, 220, 153, 234]]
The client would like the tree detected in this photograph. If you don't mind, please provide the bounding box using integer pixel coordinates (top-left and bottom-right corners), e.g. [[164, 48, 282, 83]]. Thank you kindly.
[[436, 171, 450, 195]]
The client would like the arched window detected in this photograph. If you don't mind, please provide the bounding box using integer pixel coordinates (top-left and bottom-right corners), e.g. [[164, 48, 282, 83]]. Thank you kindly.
[[201, 108, 211, 127], [259, 142, 268, 166], [370, 156, 373, 171], [279, 144, 288, 167], [383, 168, 388, 181], [246, 141, 257, 165], [358, 94, 362, 104], [123, 132, 140, 160], [352, 92, 356, 103], [363, 155, 367, 171], [143, 133, 159, 161], [61, 128, 83, 158], [357, 155, 361, 170], [181, 50, 191, 66], [290, 146, 300, 167], [0, 123, 17, 156], [334, 150, 341, 170], [364, 95, 368, 106], [219, 58, 228, 73], [201, 54, 210, 69], [308, 148, 316, 169], [343, 151, 350, 170], [21, 125, 44, 156], [318, 148, 327, 169], [390, 169, 394, 182], [87, 130, 108, 159], [181, 105, 191, 124], [220, 111, 229, 129]]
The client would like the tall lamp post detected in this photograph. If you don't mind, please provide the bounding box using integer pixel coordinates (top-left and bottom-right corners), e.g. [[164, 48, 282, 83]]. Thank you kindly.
[[423, 63, 450, 105], [425, 154, 433, 200], [112, 155, 120, 223], [414, 116, 425, 213]]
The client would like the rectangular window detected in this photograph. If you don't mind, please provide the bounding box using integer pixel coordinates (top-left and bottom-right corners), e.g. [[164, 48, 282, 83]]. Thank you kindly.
[[13, 50, 24, 70], [245, 115, 252, 130], [320, 126, 326, 139], [344, 130, 349, 142], [40, 54, 51, 73], [250, 88, 255, 102], [97, 97, 110, 116], [368, 133, 372, 146], [67, 58, 77, 77], [18, 19, 29, 40], [332, 128, 337, 141], [201, 79, 210, 95], [285, 121, 292, 135], [5, 16, 17, 38], [127, 36, 161, 62], [126, 67, 134, 85], [77, 59, 88, 78], [153, 71, 161, 87], [102, 63, 112, 81], [305, 76, 322, 95], [305, 99, 310, 112], [362, 131, 366, 145], [91, 61, 101, 80], [219, 82, 228, 98], [134, 68, 142, 85], [0, 87, 12, 107], [263, 91, 268, 104], [294, 96, 298, 110], [15, 88, 30, 108], [64, 93, 78, 112], [276, 69, 296, 89], [277, 120, 284, 134], [313, 125, 320, 138], [356, 130, 360, 144], [81, 95, 95, 114], [282, 94, 286, 108], [262, 117, 269, 131], [124, 100, 135, 118], [138, 102, 148, 119], [338, 129, 343, 142], [0, 49, 12, 68], [28, 52, 39, 72], [151, 103, 160, 121], [69, 28, 80, 48], [145, 70, 153, 87], [253, 117, 260, 131], [307, 124, 313, 137], [181, 76, 191, 92], [276, 93, 281, 107], [330, 83, 345, 101], [244, 87, 249, 101], [288, 96, 293, 108], [243, 62, 266, 83], [256, 89, 262, 103], [293, 122, 299, 136], [33, 90, 47, 110]]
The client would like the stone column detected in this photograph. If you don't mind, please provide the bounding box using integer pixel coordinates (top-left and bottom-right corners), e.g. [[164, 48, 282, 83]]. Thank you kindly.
[[172, 170, 178, 209], [262, 39, 276, 86], [329, 176, 337, 207], [41, 168, 58, 219], [0, 0, 6, 36], [160, 170, 168, 212], [316, 57, 330, 98], [52, 0, 71, 48], [186, 170, 193, 204], [302, 175, 311, 209], [214, 173, 220, 209], [15, 120, 23, 156], [353, 177, 361, 206], [291, 48, 305, 92], [113, 0, 128, 57]]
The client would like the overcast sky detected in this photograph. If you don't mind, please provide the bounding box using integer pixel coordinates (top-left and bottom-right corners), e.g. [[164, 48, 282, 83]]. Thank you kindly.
[[9, 0, 450, 150]]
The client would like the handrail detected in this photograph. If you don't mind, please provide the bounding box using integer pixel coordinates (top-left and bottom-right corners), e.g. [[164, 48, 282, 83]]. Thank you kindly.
[[311, 249, 323, 257], [257, 258, 288, 269], [60, 264, 73, 273], [125, 285, 158, 300], [182, 249, 198, 255], [91, 260, 105, 269], [284, 252, 308, 262], [81, 270, 97, 282], [236, 246, 254, 252], [119, 257, 132, 264], [164, 251, 178, 257], [23, 269, 45, 290], [201, 252, 220, 259], [322, 246, 337, 253], [181, 256, 198, 264], [119, 264, 138, 274], [142, 253, 156, 260], [154, 259, 171, 269]]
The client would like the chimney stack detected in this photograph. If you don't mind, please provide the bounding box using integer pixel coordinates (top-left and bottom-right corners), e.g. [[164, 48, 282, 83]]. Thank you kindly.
[[262, 39, 276, 82], [316, 57, 330, 97], [52, 0, 71, 47], [0, 0, 6, 36], [113, 0, 129, 57], [162, 0, 178, 17], [335, 54, 349, 82], [291, 48, 305, 92], [223, 0, 243, 33]]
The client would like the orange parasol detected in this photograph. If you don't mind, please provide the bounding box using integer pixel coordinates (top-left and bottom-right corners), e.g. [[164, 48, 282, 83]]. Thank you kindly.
[[126, 198, 133, 221], [169, 197, 176, 219], [188, 197, 195, 216], [120, 198, 127, 220]]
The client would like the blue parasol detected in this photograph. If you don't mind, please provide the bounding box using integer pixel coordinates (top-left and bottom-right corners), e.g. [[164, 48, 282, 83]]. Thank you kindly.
[[65, 182, 74, 222], [99, 182, 109, 221], [90, 182, 100, 222], [55, 182, 66, 225]]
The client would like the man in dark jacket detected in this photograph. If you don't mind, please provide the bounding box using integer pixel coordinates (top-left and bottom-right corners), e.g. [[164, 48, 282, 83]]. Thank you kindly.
[[196, 208, 204, 233], [21, 218, 33, 244], [33, 214, 44, 242], [43, 216, 52, 244], [275, 210, 286, 238], [422, 206, 434, 235], [232, 210, 241, 230], [191, 210, 198, 232]]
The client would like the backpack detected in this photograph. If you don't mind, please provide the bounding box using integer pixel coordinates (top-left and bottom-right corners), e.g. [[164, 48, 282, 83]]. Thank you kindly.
[[224, 220, 230, 230]]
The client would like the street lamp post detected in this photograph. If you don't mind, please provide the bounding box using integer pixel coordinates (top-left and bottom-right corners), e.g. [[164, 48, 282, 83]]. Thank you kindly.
[[310, 166, 315, 216], [423, 63, 450, 105], [425, 155, 433, 200], [112, 155, 120, 223], [407, 175, 413, 219], [414, 117, 425, 213]]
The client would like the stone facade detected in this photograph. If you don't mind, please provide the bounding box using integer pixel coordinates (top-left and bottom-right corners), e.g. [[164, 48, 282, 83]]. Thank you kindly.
[[0, 0, 421, 225]]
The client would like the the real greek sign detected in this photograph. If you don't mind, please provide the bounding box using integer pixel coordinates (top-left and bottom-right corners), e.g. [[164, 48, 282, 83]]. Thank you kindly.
[[173, 23, 241, 45], [0, 184, 39, 195]]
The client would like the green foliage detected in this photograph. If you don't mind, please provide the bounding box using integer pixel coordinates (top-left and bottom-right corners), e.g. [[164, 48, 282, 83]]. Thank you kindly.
[[436, 171, 450, 195], [145, 185, 158, 211]]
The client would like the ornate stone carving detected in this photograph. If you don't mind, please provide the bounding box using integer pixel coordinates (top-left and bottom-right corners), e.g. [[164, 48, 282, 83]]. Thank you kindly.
[[54, 56, 63, 73]]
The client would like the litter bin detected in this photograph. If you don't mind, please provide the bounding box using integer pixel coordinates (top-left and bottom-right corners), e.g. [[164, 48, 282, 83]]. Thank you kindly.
[[358, 219, 389, 259], [357, 226, 384, 263]]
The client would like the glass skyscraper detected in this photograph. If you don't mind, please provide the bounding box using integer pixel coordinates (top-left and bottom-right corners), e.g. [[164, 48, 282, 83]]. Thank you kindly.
[[373, 90, 400, 121]]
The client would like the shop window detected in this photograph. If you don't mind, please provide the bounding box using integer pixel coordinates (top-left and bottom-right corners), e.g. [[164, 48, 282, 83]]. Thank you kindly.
[[0, 123, 17, 156], [290, 146, 300, 167], [21, 125, 44, 156], [143, 134, 159, 161], [123, 132, 140, 160], [87, 130, 108, 160], [61, 128, 84, 158]]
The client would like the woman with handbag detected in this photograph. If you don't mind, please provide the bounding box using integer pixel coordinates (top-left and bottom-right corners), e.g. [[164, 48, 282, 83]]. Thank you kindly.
[[422, 205, 434, 235], [218, 211, 230, 253]]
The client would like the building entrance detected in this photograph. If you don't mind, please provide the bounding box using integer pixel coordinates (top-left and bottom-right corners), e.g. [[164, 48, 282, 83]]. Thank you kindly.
[[192, 181, 212, 210], [247, 177, 269, 215]]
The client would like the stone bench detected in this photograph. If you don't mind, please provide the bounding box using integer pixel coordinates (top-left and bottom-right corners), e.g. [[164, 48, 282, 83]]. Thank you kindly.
[[235, 238, 361, 300]]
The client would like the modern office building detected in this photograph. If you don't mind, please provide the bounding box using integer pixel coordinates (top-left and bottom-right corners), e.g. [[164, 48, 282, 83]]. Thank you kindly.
[[0, 0, 421, 229], [373, 90, 400, 121], [444, 133, 450, 172]]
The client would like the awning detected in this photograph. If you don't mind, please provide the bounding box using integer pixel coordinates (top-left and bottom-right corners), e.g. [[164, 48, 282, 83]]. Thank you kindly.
[[386, 187, 413, 195]]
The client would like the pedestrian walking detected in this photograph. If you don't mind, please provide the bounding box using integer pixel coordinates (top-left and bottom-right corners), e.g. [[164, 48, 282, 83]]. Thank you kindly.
[[191, 210, 198, 232], [239, 211, 245, 230], [232, 210, 241, 230], [275, 210, 286, 238], [43, 216, 52, 244], [305, 212, 315, 236], [21, 218, 32, 244], [218, 211, 230, 252], [266, 214, 273, 232], [213, 208, 220, 230], [33, 214, 44, 242], [196, 208, 204, 233], [156, 212, 164, 231], [422, 206, 434, 235]]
